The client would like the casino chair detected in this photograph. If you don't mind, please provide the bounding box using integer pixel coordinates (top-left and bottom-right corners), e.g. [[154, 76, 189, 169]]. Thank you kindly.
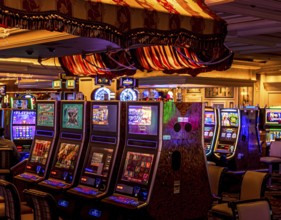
[[207, 165, 227, 203], [0, 179, 33, 220], [23, 189, 62, 220], [260, 140, 281, 187], [0, 148, 14, 181], [210, 171, 269, 219], [229, 198, 273, 220]]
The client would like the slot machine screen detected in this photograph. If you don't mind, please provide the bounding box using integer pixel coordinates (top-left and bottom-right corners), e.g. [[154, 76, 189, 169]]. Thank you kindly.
[[13, 99, 28, 109], [0, 85, 6, 96], [84, 147, 114, 177], [30, 139, 52, 165], [205, 111, 215, 125], [55, 143, 80, 170], [121, 151, 154, 185], [128, 105, 158, 136], [219, 127, 238, 142], [36, 103, 55, 127], [265, 109, 281, 124], [92, 104, 117, 133], [12, 110, 36, 124], [61, 103, 83, 130], [221, 111, 239, 127], [204, 126, 215, 139]]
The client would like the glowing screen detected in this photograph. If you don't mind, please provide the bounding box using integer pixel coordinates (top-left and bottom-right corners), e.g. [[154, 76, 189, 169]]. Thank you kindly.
[[121, 152, 154, 185], [30, 139, 52, 165], [55, 143, 80, 170], [61, 103, 83, 130]]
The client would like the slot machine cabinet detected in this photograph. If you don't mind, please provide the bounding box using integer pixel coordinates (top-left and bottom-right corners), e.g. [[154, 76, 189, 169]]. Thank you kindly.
[[238, 106, 261, 170], [264, 107, 281, 147], [58, 101, 126, 219], [14, 100, 60, 197], [37, 100, 89, 194], [204, 107, 218, 160], [101, 102, 212, 220], [213, 108, 242, 170], [10, 108, 36, 159]]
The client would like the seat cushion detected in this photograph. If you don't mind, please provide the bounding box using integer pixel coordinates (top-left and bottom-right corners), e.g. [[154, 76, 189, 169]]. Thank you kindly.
[[21, 213, 34, 220], [211, 203, 233, 217], [260, 157, 281, 163], [21, 203, 33, 214], [0, 202, 4, 217]]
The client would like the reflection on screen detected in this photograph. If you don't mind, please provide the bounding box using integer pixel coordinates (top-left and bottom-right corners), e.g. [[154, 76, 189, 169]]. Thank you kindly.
[[221, 112, 239, 127], [92, 105, 108, 125], [122, 152, 154, 185], [37, 103, 55, 127], [128, 105, 158, 135], [62, 103, 83, 130], [205, 112, 215, 125], [55, 143, 80, 170], [30, 140, 51, 165], [84, 148, 113, 177]]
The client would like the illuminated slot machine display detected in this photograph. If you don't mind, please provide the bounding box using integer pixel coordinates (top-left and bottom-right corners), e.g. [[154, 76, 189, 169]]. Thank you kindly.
[[60, 101, 125, 219], [14, 100, 60, 183], [213, 108, 241, 167], [38, 100, 89, 192], [101, 102, 212, 220], [118, 77, 139, 101], [204, 107, 218, 159], [238, 106, 261, 170], [11, 106, 36, 158], [264, 107, 281, 146]]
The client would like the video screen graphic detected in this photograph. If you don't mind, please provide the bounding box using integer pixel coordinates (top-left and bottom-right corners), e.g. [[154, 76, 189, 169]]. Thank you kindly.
[[37, 103, 55, 127], [55, 143, 80, 170], [128, 105, 158, 136], [12, 110, 36, 125], [266, 110, 281, 124], [92, 105, 108, 125], [92, 104, 118, 133], [13, 99, 28, 109], [221, 112, 239, 127], [84, 148, 113, 177], [204, 126, 215, 139], [30, 140, 52, 165], [205, 112, 215, 125], [219, 127, 238, 142], [62, 103, 83, 130], [121, 152, 154, 185]]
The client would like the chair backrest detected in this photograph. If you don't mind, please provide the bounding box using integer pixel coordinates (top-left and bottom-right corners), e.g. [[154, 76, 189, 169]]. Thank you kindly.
[[0, 179, 22, 220], [0, 148, 13, 170], [269, 141, 281, 157], [207, 165, 226, 198], [230, 198, 273, 220], [23, 189, 59, 220], [240, 171, 268, 200]]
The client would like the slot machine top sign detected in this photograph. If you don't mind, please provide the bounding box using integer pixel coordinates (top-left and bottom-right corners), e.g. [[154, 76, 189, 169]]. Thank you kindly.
[[120, 88, 138, 101]]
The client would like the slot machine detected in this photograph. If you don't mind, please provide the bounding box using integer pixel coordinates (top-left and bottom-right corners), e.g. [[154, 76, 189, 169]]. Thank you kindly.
[[204, 107, 218, 160], [10, 105, 36, 159], [213, 108, 241, 169], [58, 101, 126, 219], [239, 106, 261, 170], [100, 102, 212, 220], [264, 107, 281, 146], [38, 100, 89, 193], [14, 100, 60, 185]]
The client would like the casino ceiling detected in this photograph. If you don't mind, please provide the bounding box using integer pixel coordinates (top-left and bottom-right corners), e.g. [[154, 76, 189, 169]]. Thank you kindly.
[[0, 0, 232, 80]]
